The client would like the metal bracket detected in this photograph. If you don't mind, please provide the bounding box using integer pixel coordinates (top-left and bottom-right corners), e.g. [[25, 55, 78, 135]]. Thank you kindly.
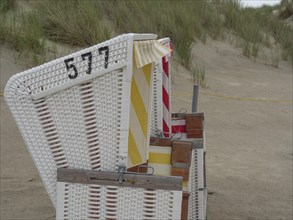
[[118, 166, 127, 183], [118, 165, 154, 183], [171, 112, 186, 120], [57, 168, 182, 191], [118, 156, 127, 168], [172, 162, 189, 169], [192, 139, 204, 149]]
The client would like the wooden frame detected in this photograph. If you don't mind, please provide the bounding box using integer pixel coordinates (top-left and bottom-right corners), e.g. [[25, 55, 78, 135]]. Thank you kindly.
[[57, 168, 182, 191]]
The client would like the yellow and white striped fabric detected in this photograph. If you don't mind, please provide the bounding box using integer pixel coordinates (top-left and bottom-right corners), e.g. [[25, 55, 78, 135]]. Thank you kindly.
[[149, 145, 189, 191], [128, 63, 153, 167], [134, 40, 171, 68], [149, 146, 172, 176], [127, 40, 171, 168]]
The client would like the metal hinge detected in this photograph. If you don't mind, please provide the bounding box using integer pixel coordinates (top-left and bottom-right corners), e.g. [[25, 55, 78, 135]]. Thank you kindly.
[[118, 165, 154, 183]]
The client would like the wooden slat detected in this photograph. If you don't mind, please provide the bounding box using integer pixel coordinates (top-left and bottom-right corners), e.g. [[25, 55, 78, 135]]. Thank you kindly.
[[171, 141, 192, 165], [127, 162, 148, 173], [181, 191, 190, 220], [171, 141, 192, 181], [185, 113, 204, 130], [150, 137, 173, 147], [171, 167, 189, 181], [57, 168, 182, 191], [186, 113, 204, 138], [150, 137, 195, 147], [186, 129, 203, 138]]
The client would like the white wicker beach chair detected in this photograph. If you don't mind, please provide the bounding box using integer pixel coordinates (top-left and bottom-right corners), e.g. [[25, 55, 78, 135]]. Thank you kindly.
[[54, 113, 207, 220], [149, 136, 206, 220], [56, 168, 183, 220], [4, 33, 170, 206], [170, 112, 207, 219]]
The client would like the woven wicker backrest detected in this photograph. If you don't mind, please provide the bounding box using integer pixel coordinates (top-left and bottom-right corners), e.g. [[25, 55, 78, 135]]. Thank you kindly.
[[56, 169, 183, 220], [4, 33, 170, 206]]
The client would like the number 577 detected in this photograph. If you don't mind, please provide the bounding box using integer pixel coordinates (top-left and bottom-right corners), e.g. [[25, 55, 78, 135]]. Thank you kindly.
[[64, 46, 109, 79]]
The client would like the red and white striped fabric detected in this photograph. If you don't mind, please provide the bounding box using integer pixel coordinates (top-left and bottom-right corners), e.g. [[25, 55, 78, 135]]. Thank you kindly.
[[171, 117, 186, 134], [159, 38, 172, 137]]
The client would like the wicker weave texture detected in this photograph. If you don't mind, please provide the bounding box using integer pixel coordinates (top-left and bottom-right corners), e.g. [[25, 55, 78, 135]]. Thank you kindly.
[[150, 62, 163, 136], [56, 182, 182, 220], [6, 35, 129, 99], [188, 148, 206, 219], [4, 34, 160, 206]]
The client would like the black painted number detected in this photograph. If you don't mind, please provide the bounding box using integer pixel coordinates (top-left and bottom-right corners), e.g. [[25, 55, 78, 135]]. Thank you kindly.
[[64, 57, 78, 79], [81, 52, 92, 75], [98, 46, 109, 68], [65, 47, 109, 79]]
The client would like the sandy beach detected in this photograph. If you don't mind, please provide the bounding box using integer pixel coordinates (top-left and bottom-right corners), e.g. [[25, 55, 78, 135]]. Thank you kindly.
[[1, 39, 292, 219]]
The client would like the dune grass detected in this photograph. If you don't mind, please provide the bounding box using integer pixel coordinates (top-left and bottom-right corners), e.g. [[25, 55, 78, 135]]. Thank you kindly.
[[0, 0, 46, 64], [36, 0, 111, 47], [190, 64, 207, 88], [220, 0, 293, 64], [35, 0, 222, 67], [1, 12, 47, 65], [0, 0, 292, 68], [0, 0, 16, 12]]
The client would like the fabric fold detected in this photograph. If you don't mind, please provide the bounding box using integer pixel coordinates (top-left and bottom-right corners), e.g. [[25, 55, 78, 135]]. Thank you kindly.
[[134, 40, 171, 68]]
